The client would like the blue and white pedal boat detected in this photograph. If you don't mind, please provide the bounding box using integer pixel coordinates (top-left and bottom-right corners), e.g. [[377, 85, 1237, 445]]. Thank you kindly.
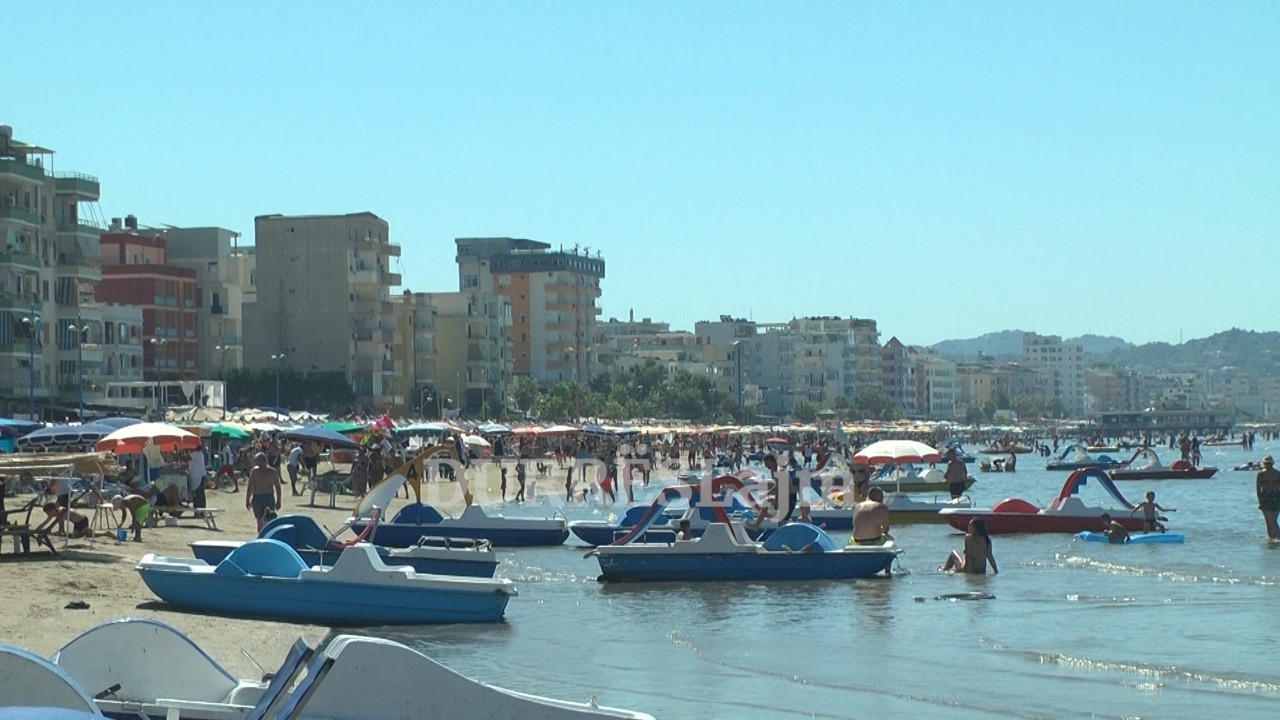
[[137, 540, 515, 625], [190, 514, 497, 578], [593, 522, 900, 582]]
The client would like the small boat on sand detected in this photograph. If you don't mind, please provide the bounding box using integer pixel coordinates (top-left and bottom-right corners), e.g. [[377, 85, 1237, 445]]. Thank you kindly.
[[44, 617, 655, 719], [137, 540, 516, 625]]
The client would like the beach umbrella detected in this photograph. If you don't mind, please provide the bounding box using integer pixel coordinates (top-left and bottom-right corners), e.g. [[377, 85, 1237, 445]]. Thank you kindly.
[[764, 437, 789, 445], [853, 439, 942, 466], [544, 425, 579, 434], [283, 425, 361, 449], [95, 422, 202, 454], [462, 434, 491, 448], [18, 422, 119, 450], [0, 418, 43, 437], [321, 421, 365, 435], [511, 426, 544, 435], [210, 423, 252, 441], [613, 427, 642, 437], [580, 424, 612, 436], [476, 422, 512, 435]]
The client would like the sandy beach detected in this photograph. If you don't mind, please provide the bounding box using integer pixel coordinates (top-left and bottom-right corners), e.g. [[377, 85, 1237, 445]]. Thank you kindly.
[[0, 464, 509, 676]]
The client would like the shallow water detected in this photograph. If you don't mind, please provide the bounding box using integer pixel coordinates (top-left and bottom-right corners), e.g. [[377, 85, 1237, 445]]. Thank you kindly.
[[369, 440, 1280, 719]]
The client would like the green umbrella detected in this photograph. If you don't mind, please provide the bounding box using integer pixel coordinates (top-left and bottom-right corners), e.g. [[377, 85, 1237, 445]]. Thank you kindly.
[[210, 423, 252, 441], [321, 421, 365, 435]]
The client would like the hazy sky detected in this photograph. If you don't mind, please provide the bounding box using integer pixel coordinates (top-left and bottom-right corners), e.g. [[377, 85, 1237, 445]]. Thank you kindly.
[[10, 2, 1277, 345]]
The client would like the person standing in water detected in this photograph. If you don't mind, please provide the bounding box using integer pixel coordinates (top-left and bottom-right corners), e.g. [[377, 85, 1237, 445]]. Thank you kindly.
[[1256, 455, 1280, 540]]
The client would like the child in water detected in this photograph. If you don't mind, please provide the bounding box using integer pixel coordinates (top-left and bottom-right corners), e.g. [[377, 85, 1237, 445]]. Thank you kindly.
[[1129, 491, 1175, 533]]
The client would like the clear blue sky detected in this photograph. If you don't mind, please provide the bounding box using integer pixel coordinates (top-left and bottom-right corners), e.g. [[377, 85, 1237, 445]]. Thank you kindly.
[[11, 2, 1278, 346]]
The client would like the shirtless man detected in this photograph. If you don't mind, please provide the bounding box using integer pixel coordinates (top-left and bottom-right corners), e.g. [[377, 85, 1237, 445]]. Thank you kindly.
[[851, 487, 890, 545], [944, 449, 967, 499], [245, 452, 282, 533], [1099, 513, 1130, 544], [1256, 455, 1280, 540], [112, 493, 151, 542]]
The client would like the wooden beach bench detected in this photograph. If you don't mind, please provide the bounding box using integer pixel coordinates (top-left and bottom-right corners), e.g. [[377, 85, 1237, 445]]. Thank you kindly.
[[146, 507, 225, 531]]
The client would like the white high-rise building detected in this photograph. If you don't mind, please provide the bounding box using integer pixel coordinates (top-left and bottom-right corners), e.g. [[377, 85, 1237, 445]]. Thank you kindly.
[[1021, 332, 1085, 415]]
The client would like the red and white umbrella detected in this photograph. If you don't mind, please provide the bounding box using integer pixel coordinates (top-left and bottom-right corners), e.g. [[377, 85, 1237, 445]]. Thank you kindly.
[[853, 439, 942, 466], [95, 422, 203, 455]]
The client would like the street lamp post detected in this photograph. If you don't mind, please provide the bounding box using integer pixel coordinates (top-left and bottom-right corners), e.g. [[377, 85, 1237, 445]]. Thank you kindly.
[[418, 386, 430, 418], [150, 337, 168, 418], [566, 346, 578, 421], [271, 353, 286, 412], [21, 305, 42, 420], [68, 317, 90, 421], [733, 341, 744, 415], [214, 344, 228, 420]]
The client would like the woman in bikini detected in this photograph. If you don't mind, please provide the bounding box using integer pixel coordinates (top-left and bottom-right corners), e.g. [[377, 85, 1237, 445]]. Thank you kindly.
[[941, 518, 998, 575]]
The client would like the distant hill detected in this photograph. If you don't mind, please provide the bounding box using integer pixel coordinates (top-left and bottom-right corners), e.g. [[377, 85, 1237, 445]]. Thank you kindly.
[[932, 331, 1026, 360], [932, 331, 1132, 361], [1073, 334, 1133, 355], [1104, 329, 1280, 376]]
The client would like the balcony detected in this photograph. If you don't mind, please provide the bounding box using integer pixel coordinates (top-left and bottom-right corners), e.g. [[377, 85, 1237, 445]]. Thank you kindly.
[[57, 220, 104, 238], [57, 251, 102, 281], [0, 158, 45, 182], [0, 249, 40, 269], [0, 293, 37, 311], [53, 172, 101, 201], [0, 206, 41, 227]]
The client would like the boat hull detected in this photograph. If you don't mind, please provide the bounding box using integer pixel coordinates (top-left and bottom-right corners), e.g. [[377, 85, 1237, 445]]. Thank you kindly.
[[871, 479, 973, 494], [570, 524, 678, 546], [1109, 469, 1217, 481], [350, 522, 569, 548], [595, 550, 896, 582], [189, 541, 497, 578], [136, 569, 511, 625], [1046, 461, 1119, 472], [940, 511, 1145, 535]]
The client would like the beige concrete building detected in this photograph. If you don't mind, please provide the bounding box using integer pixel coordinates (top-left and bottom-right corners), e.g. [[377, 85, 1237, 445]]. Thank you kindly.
[[0, 124, 122, 418], [455, 238, 604, 384], [245, 213, 401, 410], [389, 290, 439, 416], [157, 226, 253, 378], [422, 291, 513, 417]]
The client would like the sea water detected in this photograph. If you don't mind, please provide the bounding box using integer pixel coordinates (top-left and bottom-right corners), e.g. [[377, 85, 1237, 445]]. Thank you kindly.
[[370, 440, 1280, 719]]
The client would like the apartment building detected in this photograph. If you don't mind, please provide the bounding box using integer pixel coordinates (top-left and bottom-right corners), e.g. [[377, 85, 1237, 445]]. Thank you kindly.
[[455, 238, 604, 384], [421, 291, 513, 416], [1021, 332, 1085, 414], [98, 220, 200, 387], [158, 226, 252, 377], [694, 316, 759, 412], [787, 316, 881, 407], [389, 291, 439, 416], [245, 213, 401, 409], [597, 313, 671, 374]]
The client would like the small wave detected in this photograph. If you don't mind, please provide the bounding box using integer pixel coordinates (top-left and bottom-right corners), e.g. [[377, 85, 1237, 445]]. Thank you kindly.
[[1025, 556, 1280, 586], [1034, 652, 1280, 694]]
